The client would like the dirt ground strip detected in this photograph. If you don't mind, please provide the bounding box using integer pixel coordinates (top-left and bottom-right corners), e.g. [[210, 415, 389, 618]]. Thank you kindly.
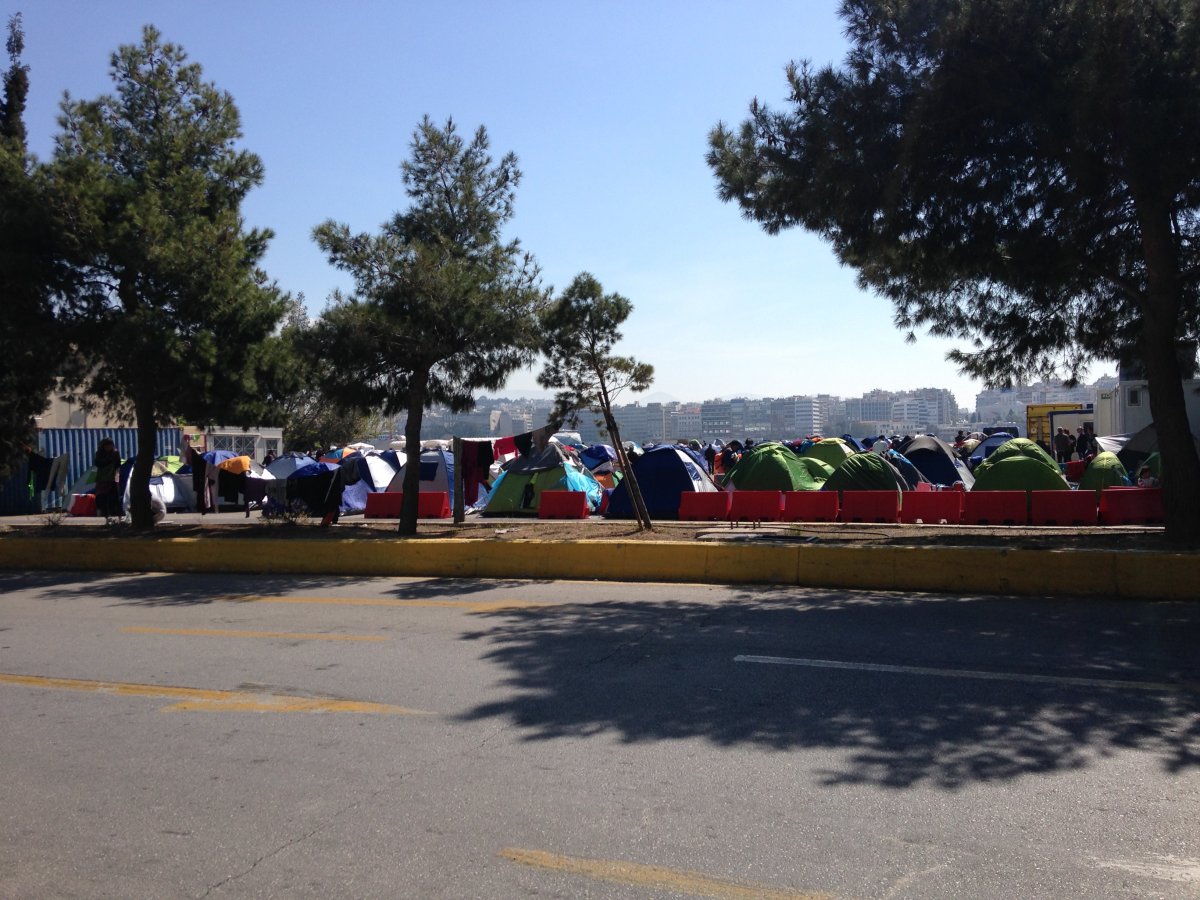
[[0, 514, 1180, 552]]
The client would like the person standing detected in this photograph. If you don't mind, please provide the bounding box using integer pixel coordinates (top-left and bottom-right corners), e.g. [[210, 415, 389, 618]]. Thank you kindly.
[[93, 438, 122, 521], [1074, 427, 1094, 461], [1053, 427, 1074, 464]]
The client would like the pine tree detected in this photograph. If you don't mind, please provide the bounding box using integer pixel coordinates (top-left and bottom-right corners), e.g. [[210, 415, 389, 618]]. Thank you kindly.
[[52, 27, 287, 528], [312, 117, 548, 535], [709, 0, 1200, 544]]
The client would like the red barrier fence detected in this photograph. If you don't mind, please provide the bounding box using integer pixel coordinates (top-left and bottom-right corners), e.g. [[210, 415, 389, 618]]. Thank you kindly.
[[1030, 490, 1097, 526], [729, 490, 784, 523], [1098, 487, 1164, 525], [678, 491, 731, 521], [537, 490, 590, 519], [962, 490, 1029, 526], [364, 492, 450, 519], [781, 491, 839, 523], [839, 490, 901, 524], [900, 490, 963, 524]]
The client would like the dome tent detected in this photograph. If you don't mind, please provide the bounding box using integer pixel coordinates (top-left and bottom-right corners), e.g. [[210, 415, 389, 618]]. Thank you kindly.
[[796, 437, 856, 470], [483, 443, 603, 516], [387, 448, 456, 509], [821, 452, 907, 493], [975, 436, 1060, 472], [724, 441, 832, 492], [606, 444, 719, 519], [903, 435, 974, 489], [971, 455, 1071, 491], [1078, 451, 1131, 495]]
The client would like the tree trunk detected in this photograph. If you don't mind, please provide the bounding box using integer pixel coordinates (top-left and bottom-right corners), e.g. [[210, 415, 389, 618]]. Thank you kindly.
[[398, 373, 428, 536], [598, 381, 651, 531], [129, 393, 157, 530], [1134, 194, 1200, 546]]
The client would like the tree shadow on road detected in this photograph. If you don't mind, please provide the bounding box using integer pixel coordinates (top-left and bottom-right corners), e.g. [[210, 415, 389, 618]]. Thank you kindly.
[[457, 589, 1200, 790], [1, 571, 549, 607]]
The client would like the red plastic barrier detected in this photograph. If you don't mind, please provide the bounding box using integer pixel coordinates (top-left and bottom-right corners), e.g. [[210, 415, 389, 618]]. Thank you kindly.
[[839, 490, 901, 523], [537, 490, 590, 519], [962, 490, 1029, 525], [915, 481, 934, 492], [781, 491, 839, 522], [417, 492, 451, 519], [364, 492, 403, 518], [729, 490, 784, 522], [1030, 490, 1097, 526], [68, 493, 97, 517], [900, 490, 963, 524], [1098, 487, 1164, 525], [678, 491, 731, 521], [367, 491, 451, 519]]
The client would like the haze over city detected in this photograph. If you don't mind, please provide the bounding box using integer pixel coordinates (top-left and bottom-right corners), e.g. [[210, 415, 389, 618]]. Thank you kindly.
[[8, 2, 1119, 409]]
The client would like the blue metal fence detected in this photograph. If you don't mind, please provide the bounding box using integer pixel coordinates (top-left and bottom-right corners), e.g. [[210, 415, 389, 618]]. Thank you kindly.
[[0, 427, 183, 515]]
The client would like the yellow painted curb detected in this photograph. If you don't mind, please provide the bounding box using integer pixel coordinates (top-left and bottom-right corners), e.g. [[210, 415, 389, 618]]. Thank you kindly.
[[0, 536, 1196, 601]]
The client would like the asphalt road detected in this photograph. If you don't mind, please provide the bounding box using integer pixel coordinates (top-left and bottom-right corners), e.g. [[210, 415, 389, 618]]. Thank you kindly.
[[1, 572, 1198, 899]]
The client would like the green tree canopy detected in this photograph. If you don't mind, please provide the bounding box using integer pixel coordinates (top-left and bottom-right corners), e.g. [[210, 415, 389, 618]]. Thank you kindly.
[[709, 0, 1200, 543], [538, 272, 654, 529], [52, 26, 288, 528], [0, 14, 68, 479], [312, 117, 548, 534]]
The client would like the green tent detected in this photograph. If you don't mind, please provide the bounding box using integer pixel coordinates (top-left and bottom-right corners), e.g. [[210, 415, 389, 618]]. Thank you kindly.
[[974, 437, 1059, 473], [1078, 452, 1130, 495], [797, 437, 856, 470], [724, 441, 832, 491], [482, 444, 603, 516], [821, 451, 906, 494], [971, 455, 1070, 491]]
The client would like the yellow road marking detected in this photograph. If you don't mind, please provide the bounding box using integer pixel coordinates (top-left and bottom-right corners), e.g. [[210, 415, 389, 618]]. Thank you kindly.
[[122, 626, 388, 642], [498, 848, 831, 900], [229, 595, 548, 613], [0, 672, 433, 715]]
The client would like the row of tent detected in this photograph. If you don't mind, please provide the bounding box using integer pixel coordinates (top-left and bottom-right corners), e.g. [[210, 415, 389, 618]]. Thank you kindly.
[[68, 422, 1190, 521]]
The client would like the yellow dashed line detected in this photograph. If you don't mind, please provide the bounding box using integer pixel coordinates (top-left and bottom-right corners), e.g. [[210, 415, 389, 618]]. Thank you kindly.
[[498, 848, 831, 899], [0, 672, 433, 715], [122, 626, 388, 642]]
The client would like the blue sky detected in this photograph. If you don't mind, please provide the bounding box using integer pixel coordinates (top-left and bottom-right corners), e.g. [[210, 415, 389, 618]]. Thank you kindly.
[[9, 1, 1057, 410]]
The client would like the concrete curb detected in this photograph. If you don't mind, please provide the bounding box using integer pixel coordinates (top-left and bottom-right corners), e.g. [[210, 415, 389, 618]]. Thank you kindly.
[[0, 536, 1196, 600]]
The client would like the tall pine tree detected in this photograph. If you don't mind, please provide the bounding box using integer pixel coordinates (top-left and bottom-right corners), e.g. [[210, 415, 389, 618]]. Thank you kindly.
[[312, 117, 548, 535], [53, 27, 287, 528]]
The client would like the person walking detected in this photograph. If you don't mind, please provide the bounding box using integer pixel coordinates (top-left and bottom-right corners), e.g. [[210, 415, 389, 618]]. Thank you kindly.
[[93, 438, 122, 521]]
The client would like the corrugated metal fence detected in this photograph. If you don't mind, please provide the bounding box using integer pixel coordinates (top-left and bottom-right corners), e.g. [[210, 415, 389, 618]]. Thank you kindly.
[[0, 427, 182, 515]]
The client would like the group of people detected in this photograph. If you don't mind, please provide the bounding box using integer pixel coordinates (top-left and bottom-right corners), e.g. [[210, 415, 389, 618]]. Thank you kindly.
[[1051, 426, 1097, 464]]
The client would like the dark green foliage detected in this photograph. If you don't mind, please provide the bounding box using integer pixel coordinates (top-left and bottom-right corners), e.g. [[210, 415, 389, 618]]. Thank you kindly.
[[312, 117, 547, 534], [538, 272, 654, 529], [709, 0, 1200, 542], [52, 27, 287, 528], [0, 14, 66, 479]]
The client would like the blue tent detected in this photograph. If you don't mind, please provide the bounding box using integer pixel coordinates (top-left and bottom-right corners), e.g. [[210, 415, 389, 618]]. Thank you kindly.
[[903, 435, 975, 488], [581, 444, 618, 471], [606, 444, 719, 519], [968, 433, 1014, 470]]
